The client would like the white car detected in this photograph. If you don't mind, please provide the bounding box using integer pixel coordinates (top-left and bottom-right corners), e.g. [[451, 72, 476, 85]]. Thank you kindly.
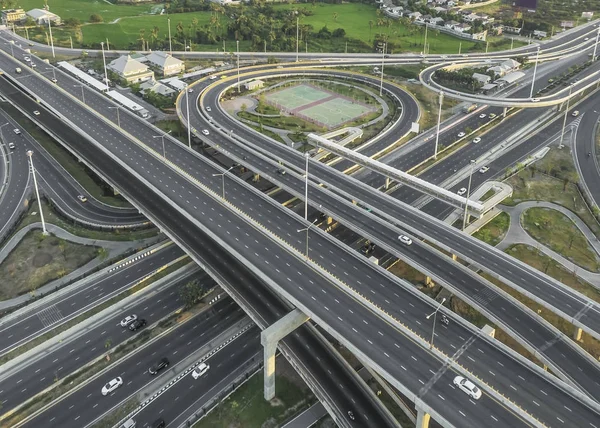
[[202, 129, 209, 136], [531, 98, 540, 102], [188, 88, 193, 93], [457, 187, 467, 196], [472, 137, 481, 144], [206, 106, 212, 112], [33, 110, 40, 116], [457, 132, 466, 138], [398, 235, 412, 245], [13, 128, 21, 135], [8, 142, 15, 150], [209, 75, 217, 80], [191, 362, 210, 379], [51, 78, 57, 83], [77, 194, 88, 203], [479, 166, 489, 174], [101, 377, 123, 396], [478, 113, 486, 119], [120, 314, 137, 327], [441, 55, 448, 59], [453, 376, 482, 400], [23, 56, 30, 62]]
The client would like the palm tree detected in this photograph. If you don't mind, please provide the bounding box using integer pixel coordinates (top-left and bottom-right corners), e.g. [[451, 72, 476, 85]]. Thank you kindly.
[[333, 12, 338, 22], [368, 20, 374, 41], [192, 17, 198, 35]]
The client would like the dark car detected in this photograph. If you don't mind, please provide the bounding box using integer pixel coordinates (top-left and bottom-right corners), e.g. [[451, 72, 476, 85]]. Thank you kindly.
[[128, 319, 147, 331], [149, 358, 169, 375], [360, 242, 376, 256], [152, 419, 166, 428]]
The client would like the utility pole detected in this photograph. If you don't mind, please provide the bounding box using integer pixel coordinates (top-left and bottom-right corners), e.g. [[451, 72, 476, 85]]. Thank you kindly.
[[100, 41, 109, 92], [168, 18, 172, 55], [379, 42, 386, 96], [529, 47, 540, 99], [434, 91, 444, 159], [27, 151, 47, 235], [48, 18, 55, 58]]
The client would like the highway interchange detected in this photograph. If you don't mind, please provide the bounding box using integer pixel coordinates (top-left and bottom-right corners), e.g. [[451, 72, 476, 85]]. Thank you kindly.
[[0, 19, 600, 428]]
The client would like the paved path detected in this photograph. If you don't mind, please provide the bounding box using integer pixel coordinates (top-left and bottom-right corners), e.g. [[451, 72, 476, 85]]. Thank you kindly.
[[498, 201, 600, 285], [0, 223, 163, 310]]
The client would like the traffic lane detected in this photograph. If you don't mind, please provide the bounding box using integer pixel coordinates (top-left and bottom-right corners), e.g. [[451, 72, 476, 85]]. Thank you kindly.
[[0, 270, 209, 412], [2, 58, 592, 425], [0, 244, 185, 355], [575, 110, 600, 205], [133, 328, 261, 428], [0, 81, 398, 428], [23, 301, 247, 428]]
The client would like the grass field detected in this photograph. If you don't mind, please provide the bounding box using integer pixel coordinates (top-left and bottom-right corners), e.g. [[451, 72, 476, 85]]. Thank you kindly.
[[18, 2, 526, 54]]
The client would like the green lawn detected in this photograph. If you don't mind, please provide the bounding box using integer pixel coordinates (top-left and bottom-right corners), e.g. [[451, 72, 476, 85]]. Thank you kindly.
[[473, 212, 509, 247]]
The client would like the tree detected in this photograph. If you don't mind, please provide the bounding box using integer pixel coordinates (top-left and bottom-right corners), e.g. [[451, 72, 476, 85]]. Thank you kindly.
[[368, 20, 374, 42], [89, 13, 103, 23], [97, 247, 109, 261], [332, 12, 338, 22], [179, 280, 206, 308], [63, 17, 81, 28], [332, 28, 346, 38]]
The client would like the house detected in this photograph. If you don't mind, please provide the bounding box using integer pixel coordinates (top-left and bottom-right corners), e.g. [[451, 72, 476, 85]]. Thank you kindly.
[[495, 71, 525, 87], [454, 23, 472, 33], [429, 17, 444, 25], [107, 55, 154, 83], [140, 79, 176, 96], [1, 8, 25, 25], [445, 20, 459, 29], [487, 59, 521, 77], [463, 13, 479, 22], [244, 80, 264, 91], [145, 51, 184, 76], [533, 30, 547, 38], [422, 14, 433, 23], [161, 77, 187, 91], [502, 25, 522, 35], [26, 8, 61, 25], [408, 11, 422, 20], [472, 72, 491, 85], [446, 0, 456, 5], [433, 6, 448, 13]]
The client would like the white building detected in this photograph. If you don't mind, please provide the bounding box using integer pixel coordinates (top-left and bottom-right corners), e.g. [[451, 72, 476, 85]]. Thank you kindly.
[[140, 79, 176, 96], [108, 55, 154, 84], [26, 8, 61, 25], [472, 72, 491, 85], [145, 51, 185, 76], [487, 59, 520, 77]]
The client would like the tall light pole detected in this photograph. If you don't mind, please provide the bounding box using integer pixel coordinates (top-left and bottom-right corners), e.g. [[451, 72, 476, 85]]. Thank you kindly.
[[106, 38, 110, 50], [45, 67, 56, 82], [236, 40, 240, 93], [185, 85, 192, 148], [433, 91, 444, 159], [485, 40, 489, 54], [153, 130, 171, 159], [458, 42, 462, 55], [529, 47, 540, 99], [296, 15, 299, 62], [423, 23, 428, 55], [6, 42, 14, 57], [69, 35, 73, 50], [100, 41, 109, 92], [425, 297, 446, 349], [304, 152, 309, 220], [0, 123, 10, 146], [379, 42, 386, 96], [47, 18, 55, 58], [109, 106, 121, 128], [510, 37, 514, 50], [297, 219, 317, 260], [592, 26, 600, 61], [74, 84, 85, 104], [212, 166, 234, 199], [462, 160, 476, 231], [168, 18, 172, 55], [27, 151, 48, 235], [559, 84, 574, 149]]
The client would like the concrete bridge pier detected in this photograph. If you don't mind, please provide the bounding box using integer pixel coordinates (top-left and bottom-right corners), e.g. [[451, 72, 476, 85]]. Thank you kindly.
[[574, 326, 583, 342], [502, 107, 508, 118], [253, 173, 260, 182], [260, 308, 309, 400], [385, 177, 391, 190], [416, 406, 432, 428]]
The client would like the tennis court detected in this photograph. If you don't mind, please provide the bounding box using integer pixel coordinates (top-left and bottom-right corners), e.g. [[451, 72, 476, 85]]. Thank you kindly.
[[263, 83, 375, 129]]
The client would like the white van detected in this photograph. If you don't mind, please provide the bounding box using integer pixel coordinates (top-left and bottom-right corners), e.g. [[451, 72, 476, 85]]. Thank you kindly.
[[120, 419, 136, 428]]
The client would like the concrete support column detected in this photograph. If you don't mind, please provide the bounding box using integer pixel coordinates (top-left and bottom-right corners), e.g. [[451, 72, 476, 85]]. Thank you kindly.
[[327, 216, 333, 225], [503, 107, 507, 117], [574, 326, 583, 342], [425, 276, 434, 287], [260, 308, 309, 401], [253, 173, 260, 182], [112, 187, 120, 196], [416, 407, 431, 428], [385, 177, 391, 190], [451, 254, 457, 261]]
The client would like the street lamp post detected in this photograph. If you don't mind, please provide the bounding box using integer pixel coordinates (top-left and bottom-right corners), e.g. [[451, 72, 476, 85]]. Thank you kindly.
[[45, 67, 56, 82], [458, 42, 462, 55], [100, 41, 109, 92], [529, 47, 540, 99], [379, 42, 386, 96], [593, 26, 600, 61], [297, 219, 317, 260], [48, 18, 55, 58], [304, 152, 310, 220], [423, 23, 428, 55], [185, 86, 192, 148], [74, 84, 85, 104], [168, 18, 172, 55], [462, 160, 476, 231], [236, 40, 240, 93], [27, 151, 48, 235], [559, 84, 575, 148], [425, 297, 446, 349], [109, 106, 121, 128], [212, 166, 235, 199], [6, 42, 14, 57], [153, 130, 172, 159], [433, 91, 444, 159]]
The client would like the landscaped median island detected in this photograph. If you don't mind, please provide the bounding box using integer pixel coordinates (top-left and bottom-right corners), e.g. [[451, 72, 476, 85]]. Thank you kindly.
[[0, 231, 98, 301]]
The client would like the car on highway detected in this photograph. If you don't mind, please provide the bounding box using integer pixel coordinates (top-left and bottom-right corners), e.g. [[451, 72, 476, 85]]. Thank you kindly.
[[277, 168, 286, 175], [188, 88, 193, 93], [489, 113, 497, 119], [478, 113, 486, 119], [77, 194, 88, 203], [152, 419, 166, 428], [33, 110, 40, 116], [206, 106, 211, 112], [31, 63, 36, 68], [398, 235, 412, 245], [472, 137, 481, 144], [571, 110, 580, 117], [209, 75, 217, 80], [13, 128, 21, 135], [479, 166, 489, 174], [23, 56, 30, 62], [191, 362, 210, 379], [457, 132, 466, 138], [457, 187, 467, 196], [531, 98, 540, 102], [149, 358, 169, 375], [441, 55, 448, 59], [8, 142, 15, 150], [101, 377, 123, 396], [202, 129, 209, 136], [453, 376, 482, 400], [51, 78, 57, 83], [120, 314, 137, 327], [129, 318, 147, 331]]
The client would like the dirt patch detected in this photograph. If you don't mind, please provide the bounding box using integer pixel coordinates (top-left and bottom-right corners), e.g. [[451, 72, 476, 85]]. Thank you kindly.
[[0, 231, 99, 300], [222, 97, 257, 114]]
